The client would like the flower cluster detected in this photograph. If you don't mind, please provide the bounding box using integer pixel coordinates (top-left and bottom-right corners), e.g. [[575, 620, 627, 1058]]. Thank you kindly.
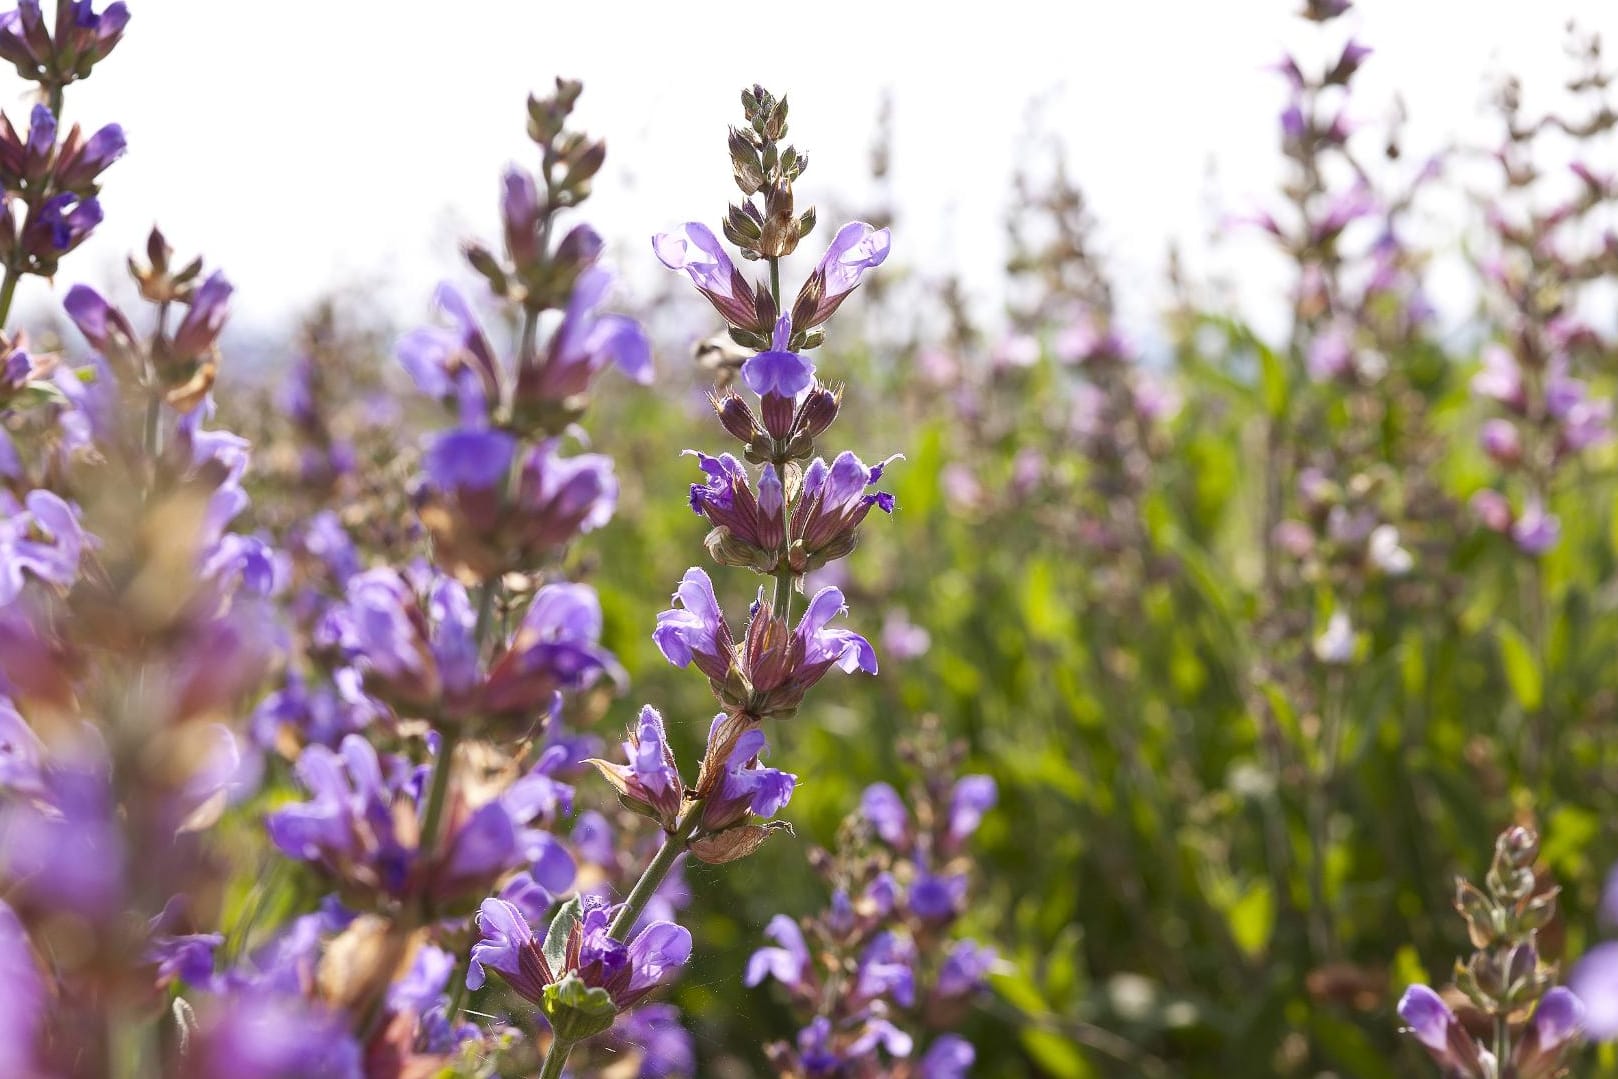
[[747, 729, 998, 1077], [1397, 826, 1584, 1078]]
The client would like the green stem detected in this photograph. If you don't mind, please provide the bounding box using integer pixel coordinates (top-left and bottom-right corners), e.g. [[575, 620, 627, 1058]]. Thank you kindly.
[[417, 727, 459, 868], [538, 1037, 575, 1079], [608, 807, 703, 940], [771, 562, 794, 622], [0, 265, 20, 330], [769, 256, 781, 310]]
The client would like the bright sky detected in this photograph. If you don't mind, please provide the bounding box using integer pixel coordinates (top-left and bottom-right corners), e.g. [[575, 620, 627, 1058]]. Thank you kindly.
[[9, 0, 1618, 352]]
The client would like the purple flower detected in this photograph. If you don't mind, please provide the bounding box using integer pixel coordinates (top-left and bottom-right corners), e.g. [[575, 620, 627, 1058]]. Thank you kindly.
[[53, 120, 125, 191], [387, 944, 455, 1016], [501, 167, 542, 267], [919, 1035, 976, 1079], [860, 783, 909, 845], [396, 283, 500, 415], [1521, 986, 1585, 1055], [0, 900, 43, 1076], [937, 940, 997, 998], [687, 452, 786, 568], [652, 221, 760, 328], [1473, 345, 1525, 411], [512, 439, 618, 545], [1572, 941, 1618, 1040], [853, 931, 915, 1007], [742, 315, 814, 399], [0, 758, 126, 917], [1512, 499, 1560, 557], [653, 567, 736, 683], [1480, 418, 1521, 466], [795, 221, 892, 329], [0, 488, 83, 604], [481, 582, 618, 719], [947, 774, 997, 846], [613, 1003, 694, 1078], [700, 724, 797, 831], [170, 270, 233, 361], [744, 914, 810, 991], [467, 895, 691, 1010], [149, 930, 224, 989], [522, 265, 652, 400], [880, 609, 931, 662], [28, 191, 101, 253], [185, 991, 364, 1079], [0, 695, 44, 796], [586, 705, 684, 830], [789, 450, 898, 566], [908, 871, 967, 922], [1397, 984, 1484, 1074]]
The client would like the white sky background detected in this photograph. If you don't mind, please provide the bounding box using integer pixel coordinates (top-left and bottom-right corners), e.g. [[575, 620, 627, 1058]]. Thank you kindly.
[[8, 0, 1618, 359]]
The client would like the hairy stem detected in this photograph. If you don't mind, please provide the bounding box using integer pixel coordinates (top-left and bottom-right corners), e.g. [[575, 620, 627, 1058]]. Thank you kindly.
[[0, 265, 20, 330], [537, 1037, 575, 1079]]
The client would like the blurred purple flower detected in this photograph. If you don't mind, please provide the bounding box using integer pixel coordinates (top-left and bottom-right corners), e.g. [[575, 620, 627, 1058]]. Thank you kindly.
[[744, 913, 811, 991]]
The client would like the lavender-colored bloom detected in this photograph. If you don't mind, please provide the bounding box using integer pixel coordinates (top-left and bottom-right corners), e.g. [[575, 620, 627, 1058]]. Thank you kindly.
[[498, 870, 556, 926], [1307, 325, 1354, 381], [587, 705, 684, 830], [571, 809, 617, 868], [947, 774, 997, 845], [860, 782, 909, 846], [853, 931, 915, 1007], [796, 221, 892, 328], [701, 724, 797, 831], [1512, 499, 1560, 556], [170, 270, 233, 361], [653, 567, 736, 683], [149, 931, 223, 988], [790, 450, 898, 562], [744, 914, 810, 990], [0, 695, 43, 795], [186, 991, 364, 1079], [864, 872, 899, 917], [512, 439, 618, 545], [792, 586, 879, 682], [0, 489, 84, 603], [396, 283, 500, 414], [482, 582, 618, 717], [652, 221, 759, 328], [937, 940, 997, 998], [880, 608, 930, 661], [909, 871, 968, 922], [1473, 345, 1524, 411], [1313, 610, 1354, 664], [742, 315, 814, 399], [388, 944, 455, 1015], [847, 1018, 913, 1059], [1525, 987, 1585, 1052], [1397, 984, 1458, 1052], [468, 895, 691, 1010], [0, 900, 42, 1076], [0, 760, 126, 917], [687, 451, 786, 562], [615, 1003, 694, 1078], [919, 1035, 975, 1079], [1480, 418, 1521, 466], [526, 265, 652, 399], [53, 120, 125, 191], [1572, 941, 1618, 1039], [29, 191, 100, 252]]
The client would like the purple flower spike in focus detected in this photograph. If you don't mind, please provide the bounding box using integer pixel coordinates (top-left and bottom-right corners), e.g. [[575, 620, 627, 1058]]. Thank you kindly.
[[742, 315, 814, 400], [652, 221, 761, 329], [793, 221, 892, 329]]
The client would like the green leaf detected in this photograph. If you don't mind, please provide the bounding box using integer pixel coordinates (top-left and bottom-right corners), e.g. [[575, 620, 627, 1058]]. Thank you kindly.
[[1019, 1027, 1096, 1079], [1495, 623, 1542, 712], [543, 896, 581, 977], [1227, 881, 1275, 959]]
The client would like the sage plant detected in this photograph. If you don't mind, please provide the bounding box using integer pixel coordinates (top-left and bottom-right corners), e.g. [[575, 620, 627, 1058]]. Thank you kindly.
[[1397, 826, 1584, 1078], [481, 81, 895, 1078]]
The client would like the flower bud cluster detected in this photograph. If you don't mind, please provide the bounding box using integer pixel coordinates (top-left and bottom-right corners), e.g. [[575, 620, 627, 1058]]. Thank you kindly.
[[749, 728, 998, 1078], [1397, 826, 1584, 1079]]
